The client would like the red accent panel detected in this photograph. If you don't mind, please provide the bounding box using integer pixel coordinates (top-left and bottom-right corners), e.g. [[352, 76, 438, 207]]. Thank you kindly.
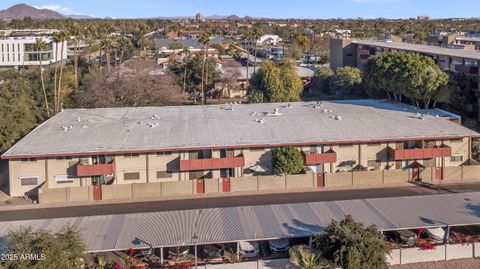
[[179, 157, 245, 171], [389, 147, 452, 160], [435, 167, 443, 180], [304, 152, 337, 165], [77, 163, 114, 177]]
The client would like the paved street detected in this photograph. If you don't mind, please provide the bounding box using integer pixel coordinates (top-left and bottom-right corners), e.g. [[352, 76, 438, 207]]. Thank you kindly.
[[1, 181, 480, 222]]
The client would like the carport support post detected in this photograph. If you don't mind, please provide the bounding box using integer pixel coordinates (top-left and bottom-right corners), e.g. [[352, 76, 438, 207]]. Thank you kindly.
[[195, 244, 198, 269], [160, 247, 163, 265], [237, 241, 240, 260], [308, 236, 313, 248]]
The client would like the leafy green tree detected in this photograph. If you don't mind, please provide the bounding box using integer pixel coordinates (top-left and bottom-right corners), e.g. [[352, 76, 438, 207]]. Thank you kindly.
[[248, 90, 265, 103], [329, 66, 363, 99], [315, 215, 388, 269], [289, 245, 332, 269], [249, 59, 303, 102], [273, 146, 304, 176], [1, 225, 86, 269], [363, 52, 448, 108], [309, 67, 334, 97]]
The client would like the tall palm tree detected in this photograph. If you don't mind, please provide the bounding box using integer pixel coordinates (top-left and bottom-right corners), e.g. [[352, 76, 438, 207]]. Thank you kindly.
[[182, 47, 190, 95], [68, 23, 81, 91], [244, 28, 255, 83], [33, 38, 50, 117], [100, 36, 114, 74], [199, 29, 212, 105], [252, 26, 263, 74], [56, 31, 68, 113], [52, 32, 61, 114], [117, 36, 132, 67]]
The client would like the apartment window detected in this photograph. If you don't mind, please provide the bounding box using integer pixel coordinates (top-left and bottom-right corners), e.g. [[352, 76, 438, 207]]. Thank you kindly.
[[450, 156, 464, 163], [250, 148, 265, 152], [401, 160, 408, 169], [55, 156, 72, 161], [338, 144, 353, 148], [54, 175, 74, 184], [220, 148, 235, 158], [156, 171, 172, 179], [124, 172, 140, 180], [367, 142, 381, 147], [20, 176, 38, 186], [123, 153, 140, 158], [156, 152, 172, 156], [20, 158, 37, 163], [367, 160, 381, 167]]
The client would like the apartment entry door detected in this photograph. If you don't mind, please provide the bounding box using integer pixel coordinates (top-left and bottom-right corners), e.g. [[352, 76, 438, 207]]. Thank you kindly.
[[91, 176, 104, 201]]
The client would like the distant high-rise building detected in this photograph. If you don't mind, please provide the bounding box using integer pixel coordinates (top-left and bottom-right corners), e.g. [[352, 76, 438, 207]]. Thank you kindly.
[[196, 12, 204, 22], [417, 15, 430, 20]]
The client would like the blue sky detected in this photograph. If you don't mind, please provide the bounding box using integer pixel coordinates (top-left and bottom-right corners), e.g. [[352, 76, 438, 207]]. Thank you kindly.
[[2, 0, 480, 19]]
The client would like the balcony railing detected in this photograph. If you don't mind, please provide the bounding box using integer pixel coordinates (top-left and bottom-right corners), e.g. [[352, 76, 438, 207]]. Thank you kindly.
[[76, 162, 114, 177], [304, 152, 337, 165], [180, 156, 245, 171], [388, 146, 452, 160]]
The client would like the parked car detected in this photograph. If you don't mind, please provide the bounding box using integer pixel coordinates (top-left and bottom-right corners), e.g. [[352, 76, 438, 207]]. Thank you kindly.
[[202, 244, 225, 260], [424, 227, 446, 243], [385, 230, 417, 246], [168, 246, 190, 259], [268, 238, 290, 253], [239, 241, 260, 258]]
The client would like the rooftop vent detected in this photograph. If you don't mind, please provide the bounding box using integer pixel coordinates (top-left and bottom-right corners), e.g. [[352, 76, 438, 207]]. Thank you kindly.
[[268, 108, 282, 116], [255, 118, 265, 124], [60, 126, 73, 132], [74, 117, 81, 122], [150, 115, 160, 120], [146, 122, 159, 128]]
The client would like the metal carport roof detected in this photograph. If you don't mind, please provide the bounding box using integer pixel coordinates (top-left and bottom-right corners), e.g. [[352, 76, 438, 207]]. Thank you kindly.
[[1, 192, 480, 252]]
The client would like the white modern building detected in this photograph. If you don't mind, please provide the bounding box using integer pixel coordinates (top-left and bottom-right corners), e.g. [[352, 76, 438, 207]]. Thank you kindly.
[[0, 36, 67, 69], [257, 34, 282, 46]]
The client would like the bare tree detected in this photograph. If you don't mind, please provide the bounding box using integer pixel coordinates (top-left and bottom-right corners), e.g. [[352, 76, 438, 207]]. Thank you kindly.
[[77, 71, 183, 108]]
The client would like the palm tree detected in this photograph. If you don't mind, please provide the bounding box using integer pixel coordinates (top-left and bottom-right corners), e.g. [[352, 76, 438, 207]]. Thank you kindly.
[[244, 28, 255, 83], [52, 32, 61, 114], [68, 23, 81, 91], [100, 36, 114, 74], [117, 36, 132, 67], [289, 245, 331, 269], [182, 47, 190, 95], [199, 29, 212, 105], [252, 26, 263, 74], [56, 31, 68, 113], [33, 38, 50, 117]]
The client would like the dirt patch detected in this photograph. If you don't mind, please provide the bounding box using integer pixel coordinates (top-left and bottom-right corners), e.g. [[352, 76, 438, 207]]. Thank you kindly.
[[390, 258, 480, 269]]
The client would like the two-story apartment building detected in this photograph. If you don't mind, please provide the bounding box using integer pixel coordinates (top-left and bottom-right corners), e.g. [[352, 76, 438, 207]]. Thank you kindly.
[[2, 100, 479, 198], [330, 39, 480, 121]]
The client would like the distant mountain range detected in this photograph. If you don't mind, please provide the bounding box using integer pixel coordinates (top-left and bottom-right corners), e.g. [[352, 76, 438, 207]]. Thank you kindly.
[[0, 3, 251, 21], [0, 3, 64, 20], [0, 3, 95, 20]]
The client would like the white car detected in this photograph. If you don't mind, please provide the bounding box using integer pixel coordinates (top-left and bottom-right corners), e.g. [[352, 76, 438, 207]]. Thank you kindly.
[[424, 227, 446, 243], [239, 241, 260, 258], [268, 238, 290, 253]]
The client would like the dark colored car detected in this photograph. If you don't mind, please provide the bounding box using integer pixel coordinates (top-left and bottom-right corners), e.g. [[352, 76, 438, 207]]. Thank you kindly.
[[385, 230, 417, 246], [202, 244, 225, 260]]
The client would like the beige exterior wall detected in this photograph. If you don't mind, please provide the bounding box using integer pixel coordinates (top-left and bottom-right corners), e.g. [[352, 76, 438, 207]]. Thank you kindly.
[[9, 159, 46, 197], [46, 158, 81, 189], [147, 153, 182, 182], [241, 148, 273, 176], [114, 155, 148, 184], [444, 137, 469, 167]]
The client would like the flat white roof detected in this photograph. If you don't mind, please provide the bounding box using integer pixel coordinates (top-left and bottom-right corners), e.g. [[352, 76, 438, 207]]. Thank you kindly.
[[2, 100, 478, 158], [356, 40, 480, 61], [1, 192, 480, 252]]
